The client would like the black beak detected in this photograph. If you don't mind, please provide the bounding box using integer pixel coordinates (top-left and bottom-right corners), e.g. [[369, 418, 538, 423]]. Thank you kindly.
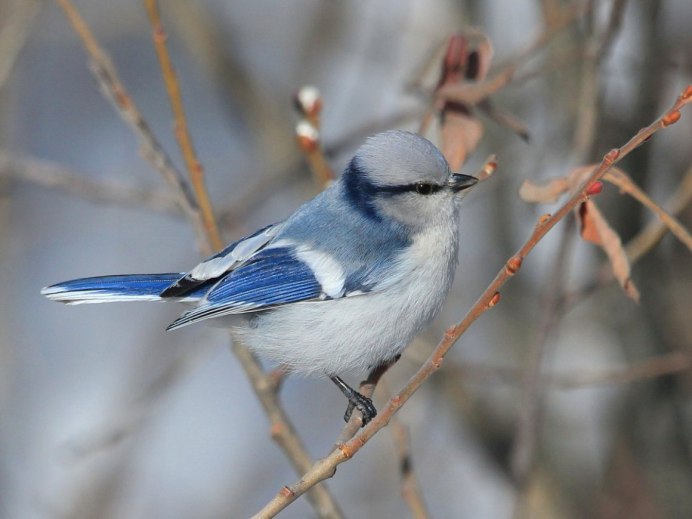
[[448, 173, 479, 192]]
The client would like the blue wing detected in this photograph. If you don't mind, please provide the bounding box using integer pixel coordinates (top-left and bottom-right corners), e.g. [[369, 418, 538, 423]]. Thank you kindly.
[[160, 222, 284, 298], [166, 247, 324, 330]]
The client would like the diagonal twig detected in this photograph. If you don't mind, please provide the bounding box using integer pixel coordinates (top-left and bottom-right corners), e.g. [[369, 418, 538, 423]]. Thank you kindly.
[[252, 85, 692, 519], [604, 168, 692, 251], [0, 0, 41, 91], [54, 0, 209, 253]]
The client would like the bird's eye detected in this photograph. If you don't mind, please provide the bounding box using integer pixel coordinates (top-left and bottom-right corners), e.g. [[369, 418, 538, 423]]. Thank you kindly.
[[415, 183, 435, 195]]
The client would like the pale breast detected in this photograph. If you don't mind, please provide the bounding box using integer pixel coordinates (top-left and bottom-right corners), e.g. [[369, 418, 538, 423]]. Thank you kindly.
[[233, 224, 460, 376]]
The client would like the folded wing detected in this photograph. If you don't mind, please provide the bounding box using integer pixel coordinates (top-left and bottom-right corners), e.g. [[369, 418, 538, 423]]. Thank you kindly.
[[166, 246, 326, 330]]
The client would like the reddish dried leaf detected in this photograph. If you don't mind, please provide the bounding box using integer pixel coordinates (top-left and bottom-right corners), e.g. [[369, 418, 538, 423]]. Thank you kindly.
[[519, 165, 614, 204], [519, 177, 571, 203], [468, 32, 493, 80], [437, 30, 493, 88], [578, 200, 640, 302], [578, 200, 602, 244], [435, 30, 493, 169], [440, 110, 484, 170], [437, 34, 467, 87]]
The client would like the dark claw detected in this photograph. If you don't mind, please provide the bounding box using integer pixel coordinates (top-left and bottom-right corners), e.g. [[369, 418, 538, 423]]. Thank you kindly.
[[343, 393, 377, 425], [330, 375, 378, 427]]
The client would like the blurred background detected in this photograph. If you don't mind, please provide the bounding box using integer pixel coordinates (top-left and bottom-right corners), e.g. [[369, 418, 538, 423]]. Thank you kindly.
[[1, 0, 691, 517]]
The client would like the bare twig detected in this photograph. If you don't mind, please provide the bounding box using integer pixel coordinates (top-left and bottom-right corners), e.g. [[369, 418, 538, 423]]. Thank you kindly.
[[143, 0, 223, 251], [510, 218, 576, 489], [141, 3, 342, 517], [57, 3, 343, 516], [294, 87, 335, 188], [0, 151, 180, 214], [626, 164, 692, 263], [0, 0, 41, 90], [251, 86, 692, 519], [604, 168, 692, 251], [389, 418, 431, 519], [295, 124, 334, 189], [231, 344, 344, 519], [562, 164, 692, 308], [511, 10, 629, 513], [54, 0, 209, 253], [444, 351, 692, 389]]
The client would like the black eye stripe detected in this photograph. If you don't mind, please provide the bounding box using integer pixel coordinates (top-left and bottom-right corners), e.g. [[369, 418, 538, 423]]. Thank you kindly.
[[376, 182, 444, 196]]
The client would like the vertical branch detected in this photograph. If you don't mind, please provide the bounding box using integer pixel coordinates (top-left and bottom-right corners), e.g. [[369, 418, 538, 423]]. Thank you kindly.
[[54, 0, 210, 253], [56, 2, 344, 517], [0, 0, 41, 91], [389, 413, 430, 519], [510, 3, 629, 515], [232, 345, 344, 519], [143, 0, 223, 251], [141, 4, 343, 518], [294, 86, 334, 188]]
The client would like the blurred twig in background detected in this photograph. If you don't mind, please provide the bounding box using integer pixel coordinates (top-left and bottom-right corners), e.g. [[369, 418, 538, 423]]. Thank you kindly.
[[54, 0, 209, 252]]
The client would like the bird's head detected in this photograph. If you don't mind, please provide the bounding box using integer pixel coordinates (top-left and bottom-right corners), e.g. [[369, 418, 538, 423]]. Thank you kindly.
[[341, 130, 477, 229]]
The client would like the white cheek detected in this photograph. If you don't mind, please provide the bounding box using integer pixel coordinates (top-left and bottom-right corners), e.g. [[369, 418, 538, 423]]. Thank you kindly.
[[376, 193, 455, 227]]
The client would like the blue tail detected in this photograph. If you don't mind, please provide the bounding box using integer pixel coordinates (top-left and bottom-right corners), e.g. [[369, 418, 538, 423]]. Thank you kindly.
[[40, 273, 202, 305]]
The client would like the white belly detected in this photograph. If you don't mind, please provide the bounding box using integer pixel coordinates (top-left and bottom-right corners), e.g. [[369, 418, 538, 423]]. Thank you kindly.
[[233, 226, 459, 376]]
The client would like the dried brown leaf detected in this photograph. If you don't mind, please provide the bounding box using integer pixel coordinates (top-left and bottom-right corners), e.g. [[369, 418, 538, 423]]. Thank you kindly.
[[440, 110, 484, 171], [519, 165, 596, 204], [519, 177, 571, 203], [578, 200, 640, 302], [435, 31, 493, 169]]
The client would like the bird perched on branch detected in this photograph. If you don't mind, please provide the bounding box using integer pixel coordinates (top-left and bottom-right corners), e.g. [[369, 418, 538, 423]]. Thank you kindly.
[[42, 130, 478, 425]]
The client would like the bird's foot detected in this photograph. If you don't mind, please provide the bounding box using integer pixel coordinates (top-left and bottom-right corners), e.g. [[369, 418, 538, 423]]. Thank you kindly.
[[330, 375, 377, 427], [343, 392, 377, 425]]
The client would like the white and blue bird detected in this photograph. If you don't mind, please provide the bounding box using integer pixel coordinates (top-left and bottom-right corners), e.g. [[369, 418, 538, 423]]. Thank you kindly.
[[41, 130, 478, 424]]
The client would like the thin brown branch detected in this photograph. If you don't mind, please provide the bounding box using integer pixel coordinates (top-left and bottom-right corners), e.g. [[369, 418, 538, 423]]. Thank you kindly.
[[56, 3, 343, 517], [511, 11, 630, 511], [143, 0, 223, 251], [294, 87, 334, 188], [561, 164, 692, 308], [0, 0, 41, 90], [510, 219, 576, 488], [141, 3, 343, 517], [0, 151, 180, 214], [445, 351, 692, 389], [251, 86, 692, 519], [389, 418, 431, 519], [54, 0, 209, 253], [625, 164, 692, 263], [604, 168, 692, 252], [231, 344, 344, 519], [295, 121, 334, 189]]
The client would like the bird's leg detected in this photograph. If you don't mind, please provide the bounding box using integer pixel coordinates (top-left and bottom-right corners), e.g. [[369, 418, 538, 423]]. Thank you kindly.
[[330, 375, 377, 426]]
